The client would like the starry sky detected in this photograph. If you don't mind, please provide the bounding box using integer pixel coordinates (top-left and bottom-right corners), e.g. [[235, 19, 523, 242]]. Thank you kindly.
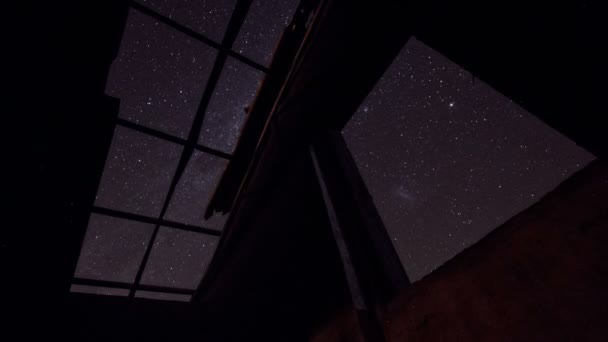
[[73, 0, 299, 298], [343, 37, 595, 281], [73, 1, 595, 299]]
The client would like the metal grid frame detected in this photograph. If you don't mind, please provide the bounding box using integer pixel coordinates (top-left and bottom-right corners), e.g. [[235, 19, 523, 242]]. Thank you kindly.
[[72, 0, 272, 300]]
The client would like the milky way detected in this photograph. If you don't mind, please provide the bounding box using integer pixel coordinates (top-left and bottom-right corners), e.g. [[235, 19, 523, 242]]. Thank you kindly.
[[73, 0, 300, 298]]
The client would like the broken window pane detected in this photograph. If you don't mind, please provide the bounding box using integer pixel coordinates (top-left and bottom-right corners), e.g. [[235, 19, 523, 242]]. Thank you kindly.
[[136, 0, 237, 42], [342, 37, 595, 282], [198, 56, 264, 154], [140, 228, 218, 289], [106, 9, 217, 138], [74, 214, 154, 283], [94, 126, 182, 217], [70, 284, 130, 296], [135, 290, 192, 302], [233, 0, 300, 65], [164, 151, 229, 228]]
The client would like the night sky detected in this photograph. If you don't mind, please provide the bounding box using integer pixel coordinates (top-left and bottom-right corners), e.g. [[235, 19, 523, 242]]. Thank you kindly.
[[73, 0, 299, 297], [74, 2, 595, 298], [343, 37, 595, 281]]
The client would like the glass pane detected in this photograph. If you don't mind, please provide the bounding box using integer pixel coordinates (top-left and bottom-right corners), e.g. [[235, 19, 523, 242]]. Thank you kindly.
[[342, 37, 595, 282], [94, 126, 182, 217], [135, 290, 191, 302], [198, 57, 264, 153], [233, 0, 300, 65], [70, 284, 130, 297], [106, 9, 217, 138], [140, 228, 218, 289], [164, 151, 229, 228], [136, 0, 237, 42], [74, 214, 154, 283]]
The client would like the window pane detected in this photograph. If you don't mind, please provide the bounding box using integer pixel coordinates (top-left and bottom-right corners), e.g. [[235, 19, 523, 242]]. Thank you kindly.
[[74, 214, 154, 283], [198, 57, 264, 153], [94, 126, 182, 217], [233, 0, 300, 65], [342, 37, 595, 282], [106, 9, 217, 138], [135, 290, 191, 302], [70, 284, 130, 297], [136, 0, 237, 42], [140, 228, 218, 289], [164, 151, 229, 228]]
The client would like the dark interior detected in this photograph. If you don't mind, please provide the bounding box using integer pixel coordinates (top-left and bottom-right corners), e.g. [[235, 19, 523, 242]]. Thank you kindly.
[[4, 0, 604, 340]]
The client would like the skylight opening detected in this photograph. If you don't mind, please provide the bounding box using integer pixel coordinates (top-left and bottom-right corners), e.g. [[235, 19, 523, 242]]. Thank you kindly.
[[72, 0, 303, 301], [342, 37, 595, 282]]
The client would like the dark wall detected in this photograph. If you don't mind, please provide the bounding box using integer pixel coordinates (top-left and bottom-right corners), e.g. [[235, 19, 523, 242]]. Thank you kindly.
[[197, 145, 352, 341], [313, 160, 608, 341]]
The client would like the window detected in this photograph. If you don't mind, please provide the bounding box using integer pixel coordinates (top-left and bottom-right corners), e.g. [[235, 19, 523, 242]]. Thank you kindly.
[[72, 1, 301, 301]]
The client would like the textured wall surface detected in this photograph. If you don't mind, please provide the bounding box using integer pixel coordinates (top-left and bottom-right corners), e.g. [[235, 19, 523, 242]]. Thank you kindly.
[[314, 159, 608, 341]]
